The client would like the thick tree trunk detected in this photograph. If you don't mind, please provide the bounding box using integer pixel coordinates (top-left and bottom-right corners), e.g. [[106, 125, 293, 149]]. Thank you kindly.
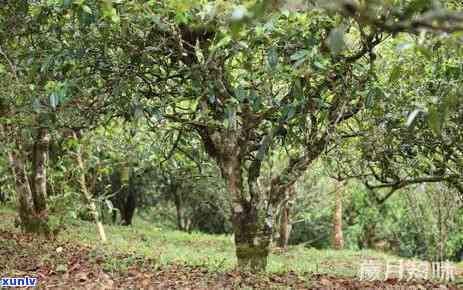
[[32, 128, 49, 213], [72, 132, 107, 243], [233, 202, 273, 272], [7, 151, 49, 235], [218, 153, 276, 272], [332, 181, 344, 250], [1, 123, 50, 235]]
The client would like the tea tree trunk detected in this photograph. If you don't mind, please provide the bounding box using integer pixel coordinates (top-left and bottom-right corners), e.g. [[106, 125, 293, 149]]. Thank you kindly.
[[222, 159, 274, 272], [72, 132, 107, 243], [4, 124, 50, 235], [32, 128, 49, 216], [233, 202, 273, 271], [8, 151, 49, 235], [278, 203, 291, 249], [277, 185, 295, 249], [332, 181, 344, 250]]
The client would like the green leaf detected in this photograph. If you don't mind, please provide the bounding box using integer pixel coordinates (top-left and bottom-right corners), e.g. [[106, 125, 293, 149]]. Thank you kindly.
[[171, 0, 195, 13], [366, 87, 385, 108], [445, 90, 459, 108], [229, 6, 248, 38], [82, 5, 93, 15], [280, 174, 290, 184], [69, 210, 77, 219], [110, 9, 120, 23], [235, 87, 246, 101], [49, 93, 59, 109], [250, 91, 261, 111], [284, 105, 296, 121], [416, 46, 433, 60], [267, 48, 278, 69], [290, 79, 303, 99], [33, 99, 42, 112], [230, 22, 244, 38], [100, 1, 120, 23], [389, 65, 401, 83], [290, 50, 308, 61], [445, 64, 460, 79], [212, 35, 232, 51], [327, 26, 346, 55], [293, 57, 306, 68], [312, 60, 327, 70], [427, 106, 442, 135], [63, 0, 73, 8], [405, 0, 431, 15], [251, 0, 266, 19], [66, 138, 79, 149]]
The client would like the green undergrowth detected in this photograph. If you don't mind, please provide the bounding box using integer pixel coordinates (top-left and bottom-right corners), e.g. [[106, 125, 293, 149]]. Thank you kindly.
[[0, 209, 424, 277], [0, 206, 401, 278]]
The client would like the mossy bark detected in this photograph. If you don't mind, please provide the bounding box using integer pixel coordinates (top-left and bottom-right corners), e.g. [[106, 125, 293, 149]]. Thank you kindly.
[[216, 148, 276, 272], [8, 151, 50, 236], [32, 128, 49, 215], [232, 201, 273, 272], [235, 242, 270, 271]]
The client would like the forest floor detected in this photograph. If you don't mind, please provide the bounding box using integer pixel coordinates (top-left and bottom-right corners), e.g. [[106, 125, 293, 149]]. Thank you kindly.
[[0, 207, 462, 289]]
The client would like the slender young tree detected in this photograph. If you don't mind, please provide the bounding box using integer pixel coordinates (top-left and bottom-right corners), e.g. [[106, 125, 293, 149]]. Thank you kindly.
[[71, 131, 107, 243], [332, 179, 344, 250]]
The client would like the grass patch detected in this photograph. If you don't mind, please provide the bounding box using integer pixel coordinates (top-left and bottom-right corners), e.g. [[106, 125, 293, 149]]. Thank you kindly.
[[63, 216, 391, 276], [0, 207, 397, 277], [1, 207, 461, 289]]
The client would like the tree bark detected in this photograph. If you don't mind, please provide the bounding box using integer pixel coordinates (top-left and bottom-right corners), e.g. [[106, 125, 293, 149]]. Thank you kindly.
[[119, 165, 136, 226], [278, 203, 291, 249], [233, 202, 273, 272], [361, 222, 376, 249], [224, 159, 273, 272], [277, 185, 296, 249], [32, 128, 49, 213], [72, 132, 107, 243], [122, 181, 136, 226], [2, 121, 50, 235], [332, 180, 344, 250], [174, 190, 185, 231], [7, 151, 49, 235]]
